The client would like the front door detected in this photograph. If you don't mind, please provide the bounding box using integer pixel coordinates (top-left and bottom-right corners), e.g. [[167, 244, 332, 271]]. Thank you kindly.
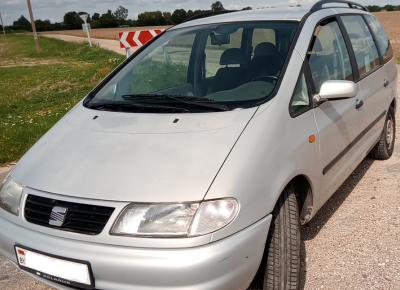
[[308, 18, 365, 208]]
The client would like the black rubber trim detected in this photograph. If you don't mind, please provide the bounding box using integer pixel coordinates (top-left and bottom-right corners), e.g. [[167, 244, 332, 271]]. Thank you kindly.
[[15, 244, 95, 290], [323, 110, 386, 175]]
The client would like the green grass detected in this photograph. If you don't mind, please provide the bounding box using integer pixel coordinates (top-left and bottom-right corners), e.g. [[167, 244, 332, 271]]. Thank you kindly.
[[0, 34, 125, 165], [396, 57, 400, 64]]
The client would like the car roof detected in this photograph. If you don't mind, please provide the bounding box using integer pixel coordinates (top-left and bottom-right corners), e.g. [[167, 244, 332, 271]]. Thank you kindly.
[[170, 6, 367, 30], [171, 8, 309, 31]]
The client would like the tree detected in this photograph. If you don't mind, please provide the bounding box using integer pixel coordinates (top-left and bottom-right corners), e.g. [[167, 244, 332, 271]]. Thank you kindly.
[[99, 10, 117, 28], [63, 11, 78, 29], [171, 9, 187, 24], [242, 7, 252, 10], [211, 1, 225, 11], [163, 12, 173, 25], [187, 10, 194, 18], [78, 12, 91, 23], [193, 10, 208, 16], [92, 13, 100, 21], [114, 6, 128, 25], [91, 20, 100, 29], [366, 5, 381, 12], [35, 19, 45, 31], [384, 5, 395, 11], [136, 11, 165, 26], [13, 15, 32, 31]]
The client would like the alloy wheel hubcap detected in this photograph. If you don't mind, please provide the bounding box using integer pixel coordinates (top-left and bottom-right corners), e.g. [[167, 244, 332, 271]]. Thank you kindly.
[[386, 115, 394, 150]]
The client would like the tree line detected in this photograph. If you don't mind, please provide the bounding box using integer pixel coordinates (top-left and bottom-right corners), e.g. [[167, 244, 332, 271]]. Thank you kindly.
[[366, 4, 400, 12], [1, 1, 232, 32], [3, 2, 399, 32]]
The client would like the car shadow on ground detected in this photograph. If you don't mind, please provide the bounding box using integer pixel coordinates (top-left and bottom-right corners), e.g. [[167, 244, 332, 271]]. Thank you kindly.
[[247, 157, 375, 290], [298, 157, 375, 289]]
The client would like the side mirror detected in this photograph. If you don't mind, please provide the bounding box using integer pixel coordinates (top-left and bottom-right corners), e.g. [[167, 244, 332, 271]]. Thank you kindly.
[[317, 80, 357, 102]]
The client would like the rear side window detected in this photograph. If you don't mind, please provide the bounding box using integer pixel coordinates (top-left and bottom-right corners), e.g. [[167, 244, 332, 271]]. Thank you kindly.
[[340, 15, 380, 77], [363, 15, 394, 64], [307, 19, 353, 93]]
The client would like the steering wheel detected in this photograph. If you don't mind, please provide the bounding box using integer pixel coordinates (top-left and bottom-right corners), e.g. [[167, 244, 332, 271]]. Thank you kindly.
[[251, 75, 278, 82]]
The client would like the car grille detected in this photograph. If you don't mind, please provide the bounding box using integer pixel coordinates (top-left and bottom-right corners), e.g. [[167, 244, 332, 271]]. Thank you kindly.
[[24, 194, 115, 235]]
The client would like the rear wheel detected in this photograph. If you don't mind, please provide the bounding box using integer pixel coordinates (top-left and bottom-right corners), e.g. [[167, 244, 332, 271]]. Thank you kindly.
[[370, 106, 396, 160], [263, 189, 301, 290]]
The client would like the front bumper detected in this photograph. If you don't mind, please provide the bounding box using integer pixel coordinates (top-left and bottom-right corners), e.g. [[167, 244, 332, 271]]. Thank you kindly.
[[0, 214, 271, 290]]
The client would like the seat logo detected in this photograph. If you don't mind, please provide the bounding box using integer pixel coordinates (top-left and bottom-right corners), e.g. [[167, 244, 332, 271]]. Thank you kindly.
[[49, 206, 68, 227]]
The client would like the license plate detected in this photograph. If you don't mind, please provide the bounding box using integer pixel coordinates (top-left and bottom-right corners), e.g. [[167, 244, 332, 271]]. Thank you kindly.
[[15, 245, 94, 289]]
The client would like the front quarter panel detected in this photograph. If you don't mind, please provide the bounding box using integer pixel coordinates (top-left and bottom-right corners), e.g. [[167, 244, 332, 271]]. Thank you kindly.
[[206, 51, 321, 241]]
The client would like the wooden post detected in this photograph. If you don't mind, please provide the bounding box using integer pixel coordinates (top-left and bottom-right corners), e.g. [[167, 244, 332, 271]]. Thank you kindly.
[[0, 11, 5, 36], [27, 0, 40, 53]]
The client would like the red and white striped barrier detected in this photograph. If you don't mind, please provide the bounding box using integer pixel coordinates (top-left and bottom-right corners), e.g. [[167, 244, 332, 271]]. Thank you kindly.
[[119, 29, 165, 49]]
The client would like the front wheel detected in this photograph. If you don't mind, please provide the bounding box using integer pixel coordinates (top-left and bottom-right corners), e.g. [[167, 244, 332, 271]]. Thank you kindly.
[[264, 188, 301, 290], [370, 106, 396, 160]]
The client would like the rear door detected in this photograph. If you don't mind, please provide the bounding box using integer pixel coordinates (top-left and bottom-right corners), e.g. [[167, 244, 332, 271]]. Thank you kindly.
[[308, 17, 365, 206], [339, 14, 389, 142], [363, 14, 397, 112]]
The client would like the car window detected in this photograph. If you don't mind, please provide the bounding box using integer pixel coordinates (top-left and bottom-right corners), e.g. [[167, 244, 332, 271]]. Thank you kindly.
[[91, 21, 299, 111], [290, 72, 310, 116], [252, 28, 276, 52], [205, 28, 243, 78], [340, 15, 380, 77], [308, 19, 353, 93], [130, 34, 195, 94], [363, 15, 394, 65]]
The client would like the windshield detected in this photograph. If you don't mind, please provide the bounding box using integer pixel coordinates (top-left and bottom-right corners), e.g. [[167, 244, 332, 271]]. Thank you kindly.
[[88, 21, 299, 112]]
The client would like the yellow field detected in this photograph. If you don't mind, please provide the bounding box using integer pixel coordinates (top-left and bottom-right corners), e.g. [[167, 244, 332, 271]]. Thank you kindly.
[[373, 11, 400, 58]]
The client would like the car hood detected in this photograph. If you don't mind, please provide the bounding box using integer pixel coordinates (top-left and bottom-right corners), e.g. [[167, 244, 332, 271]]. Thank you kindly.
[[11, 103, 257, 202]]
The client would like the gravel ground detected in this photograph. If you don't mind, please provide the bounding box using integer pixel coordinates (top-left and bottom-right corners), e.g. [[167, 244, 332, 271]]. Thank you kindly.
[[0, 69, 399, 290], [40, 34, 134, 55]]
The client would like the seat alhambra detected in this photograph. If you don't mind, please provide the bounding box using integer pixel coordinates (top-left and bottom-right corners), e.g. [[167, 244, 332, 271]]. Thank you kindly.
[[0, 1, 397, 289]]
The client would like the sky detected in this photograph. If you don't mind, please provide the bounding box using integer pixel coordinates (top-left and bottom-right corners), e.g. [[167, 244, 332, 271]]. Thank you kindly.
[[0, 0, 399, 26]]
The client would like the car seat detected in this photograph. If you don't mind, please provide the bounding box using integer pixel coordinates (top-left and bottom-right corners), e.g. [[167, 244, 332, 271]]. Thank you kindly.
[[207, 48, 249, 94]]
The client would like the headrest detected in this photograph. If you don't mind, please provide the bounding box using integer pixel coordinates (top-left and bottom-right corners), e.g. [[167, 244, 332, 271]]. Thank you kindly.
[[220, 48, 247, 65], [312, 38, 322, 52], [254, 42, 277, 57]]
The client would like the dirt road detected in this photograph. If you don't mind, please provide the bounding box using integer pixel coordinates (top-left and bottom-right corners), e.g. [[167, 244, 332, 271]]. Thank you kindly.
[[0, 69, 399, 290], [41, 34, 130, 55]]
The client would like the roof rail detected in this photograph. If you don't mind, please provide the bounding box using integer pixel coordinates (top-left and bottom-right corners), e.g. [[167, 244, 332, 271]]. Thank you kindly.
[[183, 10, 238, 23], [310, 0, 369, 12]]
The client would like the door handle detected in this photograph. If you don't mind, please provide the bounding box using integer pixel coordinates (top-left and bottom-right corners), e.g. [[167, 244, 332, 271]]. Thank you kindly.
[[384, 80, 390, 87], [356, 99, 364, 110]]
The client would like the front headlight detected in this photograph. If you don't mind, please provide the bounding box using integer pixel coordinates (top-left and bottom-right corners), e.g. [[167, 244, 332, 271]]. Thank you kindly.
[[0, 176, 25, 216], [110, 198, 238, 238]]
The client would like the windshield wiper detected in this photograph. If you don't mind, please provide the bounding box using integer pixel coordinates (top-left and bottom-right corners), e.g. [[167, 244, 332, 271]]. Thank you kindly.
[[122, 94, 228, 111], [89, 102, 189, 113]]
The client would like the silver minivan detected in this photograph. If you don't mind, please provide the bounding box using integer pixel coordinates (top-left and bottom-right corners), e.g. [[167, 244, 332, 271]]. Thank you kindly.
[[0, 1, 398, 289]]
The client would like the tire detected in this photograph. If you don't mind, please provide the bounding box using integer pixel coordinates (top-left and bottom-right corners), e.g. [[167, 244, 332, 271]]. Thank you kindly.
[[370, 106, 396, 160], [263, 188, 301, 290]]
